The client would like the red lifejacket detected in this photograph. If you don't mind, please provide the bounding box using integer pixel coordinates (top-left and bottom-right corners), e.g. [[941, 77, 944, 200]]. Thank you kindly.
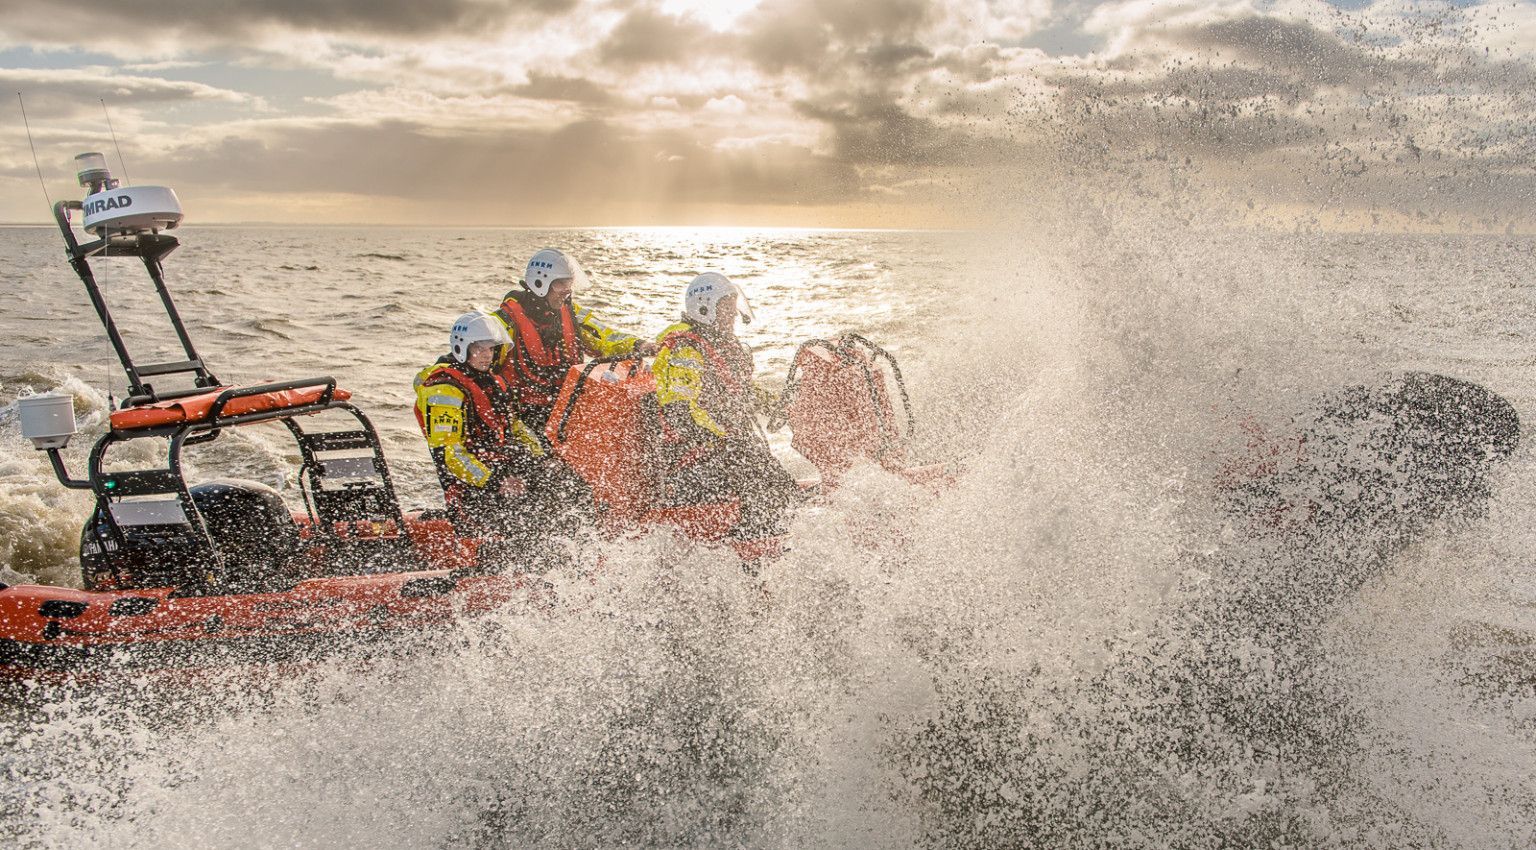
[[496, 297, 582, 410], [656, 327, 756, 469], [416, 360, 513, 449]]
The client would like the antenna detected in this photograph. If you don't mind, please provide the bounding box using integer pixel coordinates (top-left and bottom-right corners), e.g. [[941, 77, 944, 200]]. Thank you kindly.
[[100, 98, 131, 186], [17, 92, 53, 210]]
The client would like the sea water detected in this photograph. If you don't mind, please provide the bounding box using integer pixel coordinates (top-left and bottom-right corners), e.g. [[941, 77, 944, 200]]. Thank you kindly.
[[0, 210, 1534, 844]]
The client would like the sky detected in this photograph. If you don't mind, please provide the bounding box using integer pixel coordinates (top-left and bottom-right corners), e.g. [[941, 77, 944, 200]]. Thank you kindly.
[[0, 0, 1533, 228]]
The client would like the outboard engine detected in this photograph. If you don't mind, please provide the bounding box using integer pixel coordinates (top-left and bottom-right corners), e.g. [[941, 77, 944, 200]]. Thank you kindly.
[[80, 505, 211, 592], [79, 478, 300, 592], [190, 479, 301, 591]]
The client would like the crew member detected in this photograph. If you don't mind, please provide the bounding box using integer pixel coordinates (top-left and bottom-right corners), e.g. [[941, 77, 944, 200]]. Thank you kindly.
[[414, 311, 546, 559], [494, 248, 660, 433], [651, 273, 799, 537]]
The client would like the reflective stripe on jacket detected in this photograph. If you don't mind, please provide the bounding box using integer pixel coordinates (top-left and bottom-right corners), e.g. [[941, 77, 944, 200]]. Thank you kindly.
[[413, 357, 542, 490], [652, 320, 757, 444]]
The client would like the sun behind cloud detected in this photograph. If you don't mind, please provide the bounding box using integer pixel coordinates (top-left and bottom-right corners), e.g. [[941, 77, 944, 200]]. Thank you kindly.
[[660, 0, 764, 31], [0, 0, 1531, 230]]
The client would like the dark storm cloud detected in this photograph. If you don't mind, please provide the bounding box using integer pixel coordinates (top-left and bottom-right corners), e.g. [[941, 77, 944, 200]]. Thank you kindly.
[[0, 0, 576, 44], [149, 119, 861, 210], [596, 8, 721, 67]]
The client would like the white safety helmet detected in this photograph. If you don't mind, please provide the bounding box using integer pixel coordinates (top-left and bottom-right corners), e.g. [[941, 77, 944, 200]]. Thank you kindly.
[[684, 272, 754, 325], [522, 248, 590, 298], [449, 310, 512, 364]]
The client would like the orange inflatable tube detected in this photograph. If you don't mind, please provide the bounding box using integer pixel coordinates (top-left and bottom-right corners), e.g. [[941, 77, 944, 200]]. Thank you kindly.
[[109, 386, 352, 432]]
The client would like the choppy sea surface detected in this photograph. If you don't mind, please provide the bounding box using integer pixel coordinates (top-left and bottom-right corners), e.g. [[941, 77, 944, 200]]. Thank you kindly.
[[1, 222, 1534, 846]]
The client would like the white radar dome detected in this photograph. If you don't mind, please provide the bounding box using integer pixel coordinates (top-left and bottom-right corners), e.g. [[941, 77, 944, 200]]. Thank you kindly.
[[81, 185, 183, 237], [73, 151, 183, 237]]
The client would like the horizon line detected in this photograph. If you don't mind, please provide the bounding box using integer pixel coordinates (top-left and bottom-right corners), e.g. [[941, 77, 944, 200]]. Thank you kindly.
[[0, 221, 956, 233]]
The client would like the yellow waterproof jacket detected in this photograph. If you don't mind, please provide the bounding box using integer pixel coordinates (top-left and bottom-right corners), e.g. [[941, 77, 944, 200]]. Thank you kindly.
[[652, 320, 774, 443], [572, 300, 644, 357], [413, 358, 545, 490]]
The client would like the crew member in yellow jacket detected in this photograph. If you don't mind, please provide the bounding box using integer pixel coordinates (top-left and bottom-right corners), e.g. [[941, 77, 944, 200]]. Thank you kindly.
[[413, 311, 547, 557], [651, 273, 799, 537]]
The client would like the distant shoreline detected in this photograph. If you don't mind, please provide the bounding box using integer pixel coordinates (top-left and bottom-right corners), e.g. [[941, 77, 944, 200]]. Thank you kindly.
[[0, 222, 951, 233], [4, 223, 1529, 236]]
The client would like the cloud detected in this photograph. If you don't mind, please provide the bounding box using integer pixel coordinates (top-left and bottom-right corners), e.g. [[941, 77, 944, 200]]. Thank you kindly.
[[728, 0, 1022, 169], [0, 67, 250, 118], [597, 7, 721, 67], [0, 0, 580, 49], [935, 0, 1054, 43], [704, 95, 747, 113], [1041, 3, 1536, 161], [859, 173, 950, 197], [1174, 15, 1427, 91], [1083, 0, 1252, 47], [120, 60, 211, 72], [3, 0, 1532, 228], [796, 93, 1012, 166], [739, 0, 936, 75], [505, 72, 617, 105], [134, 117, 862, 216]]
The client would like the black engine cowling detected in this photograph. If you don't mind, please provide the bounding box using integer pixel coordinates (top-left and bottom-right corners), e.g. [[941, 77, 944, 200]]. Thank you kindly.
[[80, 478, 301, 592]]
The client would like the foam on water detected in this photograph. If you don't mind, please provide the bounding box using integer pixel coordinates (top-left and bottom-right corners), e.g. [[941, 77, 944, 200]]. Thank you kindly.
[[0, 376, 111, 588]]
